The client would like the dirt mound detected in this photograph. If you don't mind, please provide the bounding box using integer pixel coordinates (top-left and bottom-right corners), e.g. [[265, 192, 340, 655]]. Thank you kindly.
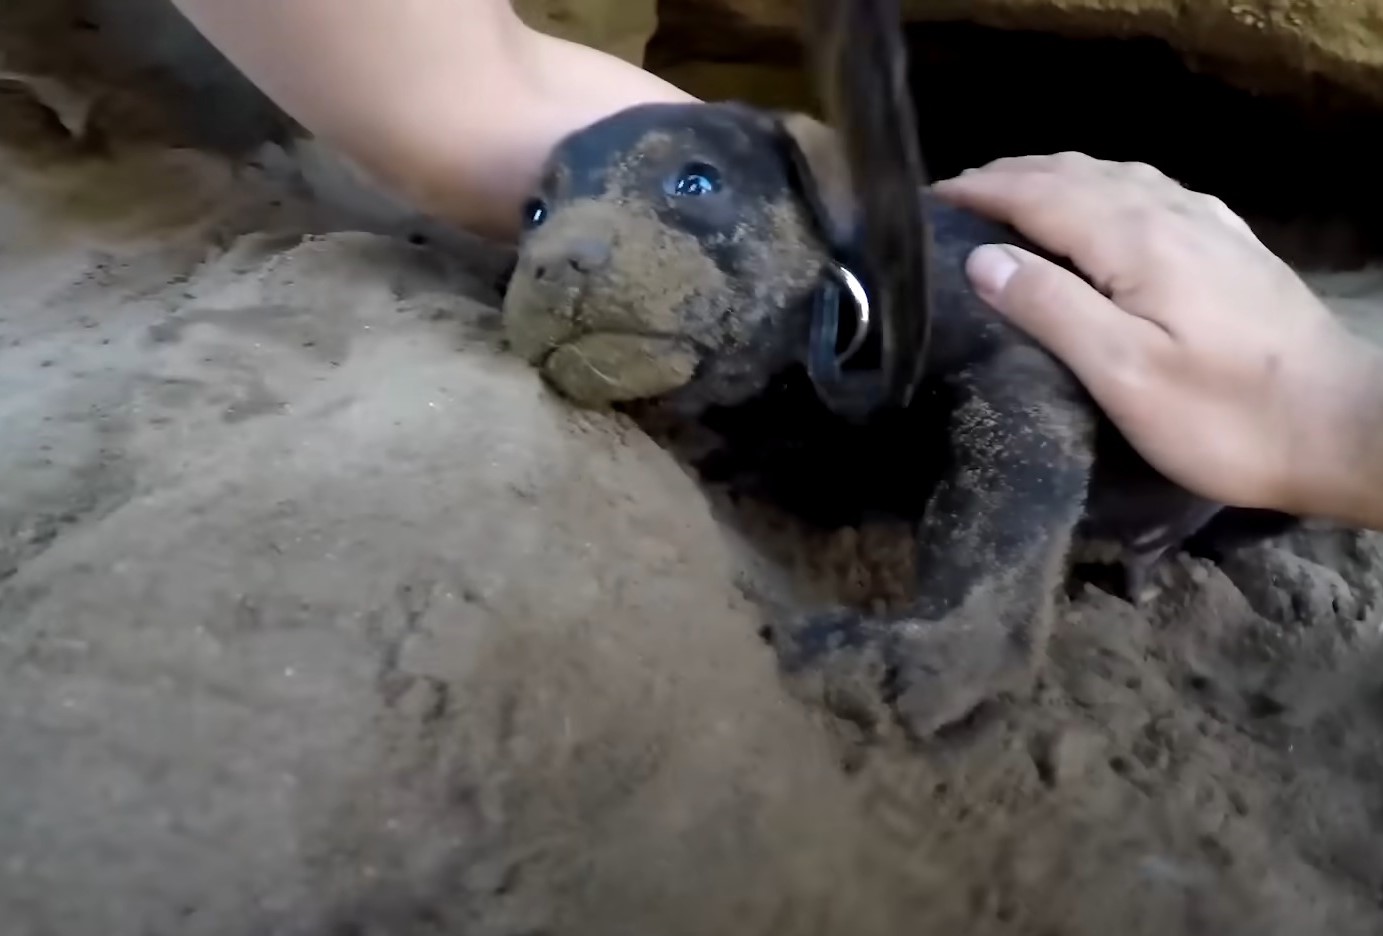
[[0, 141, 889, 934]]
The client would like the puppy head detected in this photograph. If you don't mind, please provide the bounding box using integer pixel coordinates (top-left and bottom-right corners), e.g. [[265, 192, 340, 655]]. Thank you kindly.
[[501, 101, 856, 411]]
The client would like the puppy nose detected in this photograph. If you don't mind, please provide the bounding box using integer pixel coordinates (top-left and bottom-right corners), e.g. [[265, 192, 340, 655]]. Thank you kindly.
[[533, 236, 612, 283]]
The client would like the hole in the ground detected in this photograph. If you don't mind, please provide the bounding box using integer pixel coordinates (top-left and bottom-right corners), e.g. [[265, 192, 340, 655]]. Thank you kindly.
[[652, 18, 1383, 269], [898, 22, 1383, 269]]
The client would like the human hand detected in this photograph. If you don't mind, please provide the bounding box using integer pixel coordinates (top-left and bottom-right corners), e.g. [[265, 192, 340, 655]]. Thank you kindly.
[[932, 152, 1376, 518]]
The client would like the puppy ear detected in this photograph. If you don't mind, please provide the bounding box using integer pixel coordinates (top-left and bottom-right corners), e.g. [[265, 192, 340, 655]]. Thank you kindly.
[[773, 112, 858, 253]]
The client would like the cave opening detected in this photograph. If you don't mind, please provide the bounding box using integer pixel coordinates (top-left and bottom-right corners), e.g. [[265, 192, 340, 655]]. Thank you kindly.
[[651, 18, 1383, 270], [898, 21, 1383, 269]]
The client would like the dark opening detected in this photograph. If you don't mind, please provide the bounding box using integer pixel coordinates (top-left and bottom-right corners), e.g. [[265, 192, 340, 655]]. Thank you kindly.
[[900, 22, 1383, 269], [650, 19, 1383, 269]]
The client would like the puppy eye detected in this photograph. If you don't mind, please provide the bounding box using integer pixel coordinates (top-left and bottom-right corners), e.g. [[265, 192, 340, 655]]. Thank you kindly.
[[522, 198, 549, 230], [666, 162, 722, 197]]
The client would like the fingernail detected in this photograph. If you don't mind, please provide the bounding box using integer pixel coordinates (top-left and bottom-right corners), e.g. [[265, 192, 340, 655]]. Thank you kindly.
[[967, 244, 1020, 298]]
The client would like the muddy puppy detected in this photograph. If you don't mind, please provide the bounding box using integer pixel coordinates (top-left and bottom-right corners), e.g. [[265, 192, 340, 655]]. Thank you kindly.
[[500, 102, 1288, 739]]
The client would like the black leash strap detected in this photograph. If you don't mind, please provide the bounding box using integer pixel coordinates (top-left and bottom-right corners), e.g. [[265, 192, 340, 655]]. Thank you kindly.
[[801, 0, 935, 419]]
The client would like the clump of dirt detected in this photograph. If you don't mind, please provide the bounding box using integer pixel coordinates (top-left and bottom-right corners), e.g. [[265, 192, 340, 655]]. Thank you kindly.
[[5, 11, 1383, 936]]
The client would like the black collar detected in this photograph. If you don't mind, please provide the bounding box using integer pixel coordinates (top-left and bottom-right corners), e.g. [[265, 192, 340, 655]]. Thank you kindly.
[[805, 248, 892, 422]]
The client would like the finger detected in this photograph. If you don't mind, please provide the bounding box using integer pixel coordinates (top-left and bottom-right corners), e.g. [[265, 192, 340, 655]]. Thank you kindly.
[[934, 166, 1144, 285], [1138, 176, 1266, 250], [953, 151, 1107, 180], [1110, 159, 1167, 184], [965, 243, 1172, 410], [940, 152, 1191, 218], [1197, 192, 1269, 247]]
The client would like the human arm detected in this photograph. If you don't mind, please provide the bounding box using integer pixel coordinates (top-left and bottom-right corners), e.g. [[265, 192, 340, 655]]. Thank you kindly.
[[1292, 344, 1383, 529], [932, 153, 1383, 530], [167, 0, 696, 241]]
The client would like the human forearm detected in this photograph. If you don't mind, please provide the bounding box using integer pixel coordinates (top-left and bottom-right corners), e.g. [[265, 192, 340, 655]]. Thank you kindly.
[[1289, 333, 1383, 530], [168, 0, 694, 240]]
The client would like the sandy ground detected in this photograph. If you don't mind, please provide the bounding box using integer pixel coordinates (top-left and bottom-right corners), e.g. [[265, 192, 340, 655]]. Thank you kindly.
[[5, 55, 1383, 936]]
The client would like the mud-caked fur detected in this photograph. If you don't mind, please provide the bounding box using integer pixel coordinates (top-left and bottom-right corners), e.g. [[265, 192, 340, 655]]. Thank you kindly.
[[501, 101, 1297, 741]]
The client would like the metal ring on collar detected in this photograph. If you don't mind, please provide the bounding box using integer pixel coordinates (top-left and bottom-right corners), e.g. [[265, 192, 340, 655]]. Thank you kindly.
[[826, 261, 871, 365]]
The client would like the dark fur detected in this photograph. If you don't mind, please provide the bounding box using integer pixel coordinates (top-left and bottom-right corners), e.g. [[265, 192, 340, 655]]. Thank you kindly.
[[501, 101, 1296, 740]]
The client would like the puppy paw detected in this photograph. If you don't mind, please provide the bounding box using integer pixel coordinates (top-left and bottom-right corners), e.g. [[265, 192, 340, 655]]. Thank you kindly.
[[766, 604, 1035, 741], [770, 606, 881, 671], [885, 615, 1029, 739], [765, 606, 896, 735]]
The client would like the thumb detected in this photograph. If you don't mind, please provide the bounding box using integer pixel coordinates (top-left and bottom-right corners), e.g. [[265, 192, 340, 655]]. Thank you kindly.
[[963, 243, 1156, 395]]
